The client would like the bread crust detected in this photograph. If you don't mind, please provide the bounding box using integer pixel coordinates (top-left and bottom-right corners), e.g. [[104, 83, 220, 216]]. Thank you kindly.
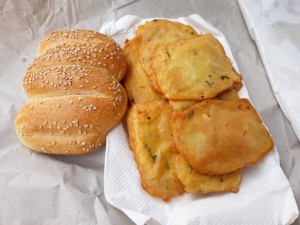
[[38, 30, 113, 54], [15, 91, 127, 155], [36, 30, 126, 81], [15, 30, 127, 155]]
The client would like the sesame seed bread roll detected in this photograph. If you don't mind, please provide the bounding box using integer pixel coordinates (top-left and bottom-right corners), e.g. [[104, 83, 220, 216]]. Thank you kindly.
[[15, 93, 126, 155], [36, 30, 126, 82], [37, 30, 113, 55], [15, 30, 128, 155], [23, 65, 123, 98]]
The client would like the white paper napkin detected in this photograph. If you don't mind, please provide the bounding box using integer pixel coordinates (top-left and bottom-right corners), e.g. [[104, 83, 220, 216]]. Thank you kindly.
[[102, 15, 299, 225], [238, 0, 300, 142]]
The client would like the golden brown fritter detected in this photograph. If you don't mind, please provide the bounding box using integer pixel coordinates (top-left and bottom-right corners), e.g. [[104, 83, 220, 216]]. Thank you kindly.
[[127, 101, 185, 201], [170, 154, 241, 193], [138, 19, 198, 92], [150, 34, 242, 100], [123, 37, 163, 104], [172, 99, 274, 174]]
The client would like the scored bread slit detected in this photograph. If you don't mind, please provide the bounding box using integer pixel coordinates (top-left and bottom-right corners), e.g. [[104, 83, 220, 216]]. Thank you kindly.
[[28, 64, 115, 79], [30, 92, 112, 99], [23, 132, 101, 137], [38, 39, 114, 55]]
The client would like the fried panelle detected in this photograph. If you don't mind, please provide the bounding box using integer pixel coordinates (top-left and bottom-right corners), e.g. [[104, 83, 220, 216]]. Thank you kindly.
[[127, 101, 185, 201], [172, 99, 274, 174], [123, 37, 163, 104], [170, 154, 241, 193], [151, 33, 242, 100], [138, 19, 198, 92]]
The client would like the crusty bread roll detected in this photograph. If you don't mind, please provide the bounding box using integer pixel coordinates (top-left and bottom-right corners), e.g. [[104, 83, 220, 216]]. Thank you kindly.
[[15, 30, 128, 155], [36, 30, 126, 82]]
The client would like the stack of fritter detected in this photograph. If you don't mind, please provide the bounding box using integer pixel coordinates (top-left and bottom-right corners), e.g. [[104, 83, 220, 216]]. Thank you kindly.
[[123, 19, 274, 201]]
